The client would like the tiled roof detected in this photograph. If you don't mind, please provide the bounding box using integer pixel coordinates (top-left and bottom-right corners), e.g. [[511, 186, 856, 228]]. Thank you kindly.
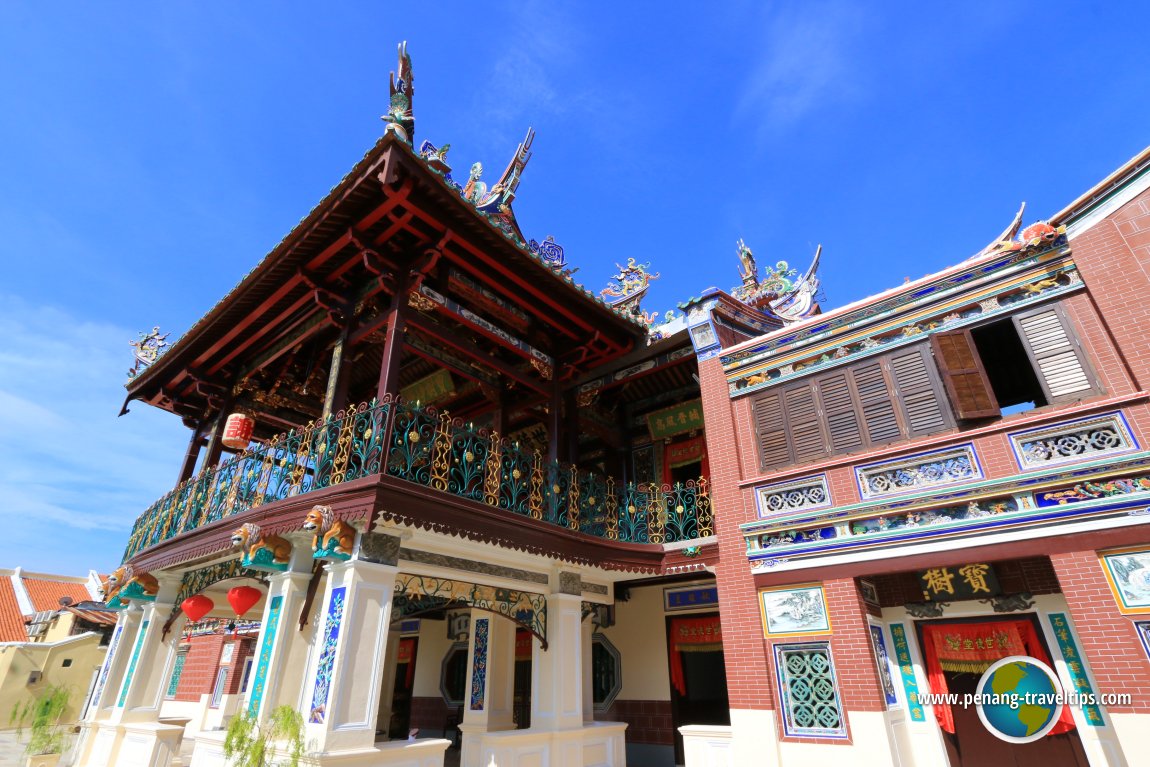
[[62, 605, 118, 627], [0, 578, 26, 642], [21, 578, 93, 613]]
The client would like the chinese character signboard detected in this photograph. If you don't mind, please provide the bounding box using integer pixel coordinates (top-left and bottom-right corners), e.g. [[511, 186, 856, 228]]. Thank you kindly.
[[646, 399, 705, 440], [664, 584, 719, 612], [919, 563, 1000, 601], [400, 368, 455, 406]]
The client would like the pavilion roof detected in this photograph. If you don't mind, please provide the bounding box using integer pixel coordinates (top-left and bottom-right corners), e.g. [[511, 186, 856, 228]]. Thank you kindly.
[[126, 133, 645, 414]]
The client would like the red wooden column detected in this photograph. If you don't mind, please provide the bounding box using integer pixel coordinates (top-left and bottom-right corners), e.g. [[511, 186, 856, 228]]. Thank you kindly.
[[375, 290, 408, 402], [1049, 550, 1150, 716], [176, 422, 205, 483]]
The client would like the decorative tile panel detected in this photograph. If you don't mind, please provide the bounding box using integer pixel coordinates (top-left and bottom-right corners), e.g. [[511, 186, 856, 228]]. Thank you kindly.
[[88, 624, 123, 715], [773, 641, 847, 738], [1011, 412, 1137, 470], [469, 618, 489, 710], [1048, 613, 1104, 726], [247, 595, 282, 717], [117, 619, 150, 707], [755, 475, 831, 518], [309, 587, 346, 724], [855, 444, 982, 500], [889, 624, 926, 721], [166, 652, 187, 698]]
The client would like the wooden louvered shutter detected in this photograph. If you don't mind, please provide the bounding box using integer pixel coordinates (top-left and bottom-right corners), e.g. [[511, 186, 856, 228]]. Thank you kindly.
[[930, 330, 1000, 420], [1014, 305, 1097, 401], [889, 345, 953, 436], [817, 371, 864, 453], [753, 390, 791, 469], [785, 384, 828, 463], [850, 360, 902, 445]]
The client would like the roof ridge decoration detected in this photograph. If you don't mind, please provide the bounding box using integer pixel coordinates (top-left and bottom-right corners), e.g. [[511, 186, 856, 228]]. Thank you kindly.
[[127, 326, 169, 380], [731, 239, 822, 323], [381, 41, 415, 143], [601, 258, 662, 326]]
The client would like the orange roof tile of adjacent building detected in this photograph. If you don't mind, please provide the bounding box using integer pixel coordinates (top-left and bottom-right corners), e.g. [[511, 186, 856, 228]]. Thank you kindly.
[[0, 577, 27, 642], [21, 578, 93, 613]]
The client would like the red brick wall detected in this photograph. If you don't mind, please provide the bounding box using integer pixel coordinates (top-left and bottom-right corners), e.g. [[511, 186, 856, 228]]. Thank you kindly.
[[697, 355, 776, 711], [1050, 550, 1150, 714], [595, 699, 673, 745], [1070, 184, 1150, 392], [171, 632, 257, 702]]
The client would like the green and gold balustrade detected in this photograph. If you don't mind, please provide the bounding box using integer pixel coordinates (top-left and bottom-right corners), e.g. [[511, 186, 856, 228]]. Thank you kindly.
[[123, 398, 713, 560]]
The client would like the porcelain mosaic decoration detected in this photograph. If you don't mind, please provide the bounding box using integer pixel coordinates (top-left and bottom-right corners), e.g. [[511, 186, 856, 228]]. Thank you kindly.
[[855, 444, 982, 500], [247, 595, 283, 717], [469, 618, 489, 710], [117, 619, 150, 707], [87, 624, 123, 715], [755, 475, 831, 518], [309, 586, 346, 724]]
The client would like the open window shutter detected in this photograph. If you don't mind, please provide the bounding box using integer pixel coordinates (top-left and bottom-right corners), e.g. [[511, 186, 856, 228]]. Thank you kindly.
[[850, 360, 901, 445], [785, 384, 828, 463], [930, 330, 1000, 420], [1014, 306, 1096, 400], [817, 371, 864, 453], [753, 390, 791, 468], [888, 346, 952, 435]]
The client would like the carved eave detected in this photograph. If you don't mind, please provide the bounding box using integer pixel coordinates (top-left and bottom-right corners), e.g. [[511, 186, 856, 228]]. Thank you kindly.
[[124, 133, 644, 419]]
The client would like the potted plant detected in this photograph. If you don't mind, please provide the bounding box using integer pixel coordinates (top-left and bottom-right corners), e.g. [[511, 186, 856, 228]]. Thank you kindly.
[[223, 705, 307, 767], [9, 685, 72, 767]]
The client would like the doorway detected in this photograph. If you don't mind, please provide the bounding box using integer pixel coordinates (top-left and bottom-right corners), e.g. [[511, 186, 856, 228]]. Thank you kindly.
[[387, 637, 418, 738], [666, 614, 729, 764], [915, 614, 1089, 767]]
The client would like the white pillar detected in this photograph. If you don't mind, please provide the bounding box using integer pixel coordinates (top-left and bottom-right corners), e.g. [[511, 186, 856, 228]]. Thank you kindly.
[[77, 575, 187, 767], [301, 535, 399, 754], [86, 607, 143, 720], [460, 610, 517, 767], [531, 574, 585, 732], [242, 540, 314, 722]]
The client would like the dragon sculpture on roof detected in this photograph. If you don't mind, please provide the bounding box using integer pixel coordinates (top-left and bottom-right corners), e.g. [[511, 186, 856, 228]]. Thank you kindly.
[[382, 41, 415, 142], [732, 240, 822, 323]]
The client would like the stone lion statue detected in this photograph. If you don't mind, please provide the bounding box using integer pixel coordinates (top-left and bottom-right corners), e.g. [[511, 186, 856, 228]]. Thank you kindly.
[[302, 505, 356, 556], [230, 522, 292, 564]]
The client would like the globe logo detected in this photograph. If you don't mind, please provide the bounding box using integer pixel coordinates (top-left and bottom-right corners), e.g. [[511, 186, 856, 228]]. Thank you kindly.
[[976, 656, 1064, 743]]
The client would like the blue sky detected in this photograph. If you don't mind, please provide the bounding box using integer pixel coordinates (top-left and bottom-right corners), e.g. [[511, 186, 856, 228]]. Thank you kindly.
[[1, 2, 1148, 575]]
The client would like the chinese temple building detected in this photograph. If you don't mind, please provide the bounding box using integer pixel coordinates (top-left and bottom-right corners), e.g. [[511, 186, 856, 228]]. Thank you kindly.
[[77, 41, 1150, 767]]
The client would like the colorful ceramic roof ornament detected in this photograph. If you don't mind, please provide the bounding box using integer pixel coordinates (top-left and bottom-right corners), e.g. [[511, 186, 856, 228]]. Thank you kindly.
[[971, 202, 1026, 260], [127, 326, 169, 379], [731, 241, 822, 323], [382, 41, 414, 142], [418, 140, 451, 174]]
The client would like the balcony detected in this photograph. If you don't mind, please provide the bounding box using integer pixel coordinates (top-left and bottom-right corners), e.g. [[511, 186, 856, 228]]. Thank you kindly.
[[123, 398, 713, 561]]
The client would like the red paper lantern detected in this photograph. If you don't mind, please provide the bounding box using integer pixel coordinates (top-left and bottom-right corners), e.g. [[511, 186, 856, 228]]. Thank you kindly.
[[222, 413, 255, 450], [227, 585, 262, 619], [181, 595, 215, 622]]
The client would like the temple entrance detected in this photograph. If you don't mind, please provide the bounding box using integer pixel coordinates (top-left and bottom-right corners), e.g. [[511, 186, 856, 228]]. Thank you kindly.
[[513, 628, 532, 729], [915, 615, 1089, 767], [666, 613, 729, 764], [387, 637, 418, 738]]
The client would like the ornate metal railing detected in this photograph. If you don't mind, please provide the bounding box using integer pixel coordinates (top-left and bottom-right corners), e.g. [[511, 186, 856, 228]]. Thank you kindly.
[[123, 398, 712, 560]]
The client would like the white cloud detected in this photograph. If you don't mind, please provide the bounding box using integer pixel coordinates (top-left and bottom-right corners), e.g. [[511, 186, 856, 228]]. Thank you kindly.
[[0, 296, 189, 571], [736, 1, 870, 135]]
